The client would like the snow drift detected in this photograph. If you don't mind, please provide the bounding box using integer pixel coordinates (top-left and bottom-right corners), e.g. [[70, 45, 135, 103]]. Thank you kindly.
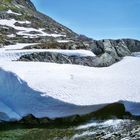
[[0, 56, 140, 121], [0, 68, 105, 121]]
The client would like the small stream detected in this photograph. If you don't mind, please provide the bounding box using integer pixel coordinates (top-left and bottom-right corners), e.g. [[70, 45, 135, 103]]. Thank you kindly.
[[0, 119, 140, 140]]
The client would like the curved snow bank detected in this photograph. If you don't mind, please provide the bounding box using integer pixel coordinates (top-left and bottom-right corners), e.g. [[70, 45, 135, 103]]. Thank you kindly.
[[0, 68, 105, 121], [0, 49, 95, 61], [0, 56, 140, 121]]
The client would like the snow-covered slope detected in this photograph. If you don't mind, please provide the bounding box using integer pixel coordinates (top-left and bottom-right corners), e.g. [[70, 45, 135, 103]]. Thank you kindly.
[[0, 0, 140, 123], [0, 67, 105, 121], [0, 19, 66, 38], [0, 56, 140, 121]]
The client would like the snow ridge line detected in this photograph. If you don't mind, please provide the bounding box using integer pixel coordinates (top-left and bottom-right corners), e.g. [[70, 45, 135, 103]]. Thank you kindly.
[[0, 65, 140, 121]]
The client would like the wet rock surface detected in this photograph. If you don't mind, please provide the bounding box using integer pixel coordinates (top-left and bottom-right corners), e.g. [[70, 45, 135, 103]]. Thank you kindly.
[[73, 119, 140, 140], [1, 119, 140, 140]]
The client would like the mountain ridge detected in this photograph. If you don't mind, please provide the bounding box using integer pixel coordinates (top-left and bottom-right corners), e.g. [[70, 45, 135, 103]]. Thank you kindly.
[[0, 0, 140, 67], [1, 0, 36, 10]]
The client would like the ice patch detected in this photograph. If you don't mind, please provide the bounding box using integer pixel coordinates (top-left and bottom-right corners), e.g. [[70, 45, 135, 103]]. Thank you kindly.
[[6, 10, 22, 16], [7, 34, 16, 38], [57, 40, 71, 43], [0, 19, 65, 38], [4, 43, 38, 50]]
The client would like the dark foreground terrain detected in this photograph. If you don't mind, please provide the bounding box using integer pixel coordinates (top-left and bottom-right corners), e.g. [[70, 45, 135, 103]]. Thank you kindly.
[[0, 119, 140, 140]]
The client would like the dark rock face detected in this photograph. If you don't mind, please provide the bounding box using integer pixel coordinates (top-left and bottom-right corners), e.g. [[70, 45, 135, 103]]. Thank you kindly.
[[19, 38, 140, 67], [88, 39, 140, 67], [1, 0, 36, 11], [91, 39, 140, 56], [14, 102, 132, 125], [19, 52, 97, 67], [123, 39, 140, 52], [14, 0, 36, 11], [18, 51, 121, 67]]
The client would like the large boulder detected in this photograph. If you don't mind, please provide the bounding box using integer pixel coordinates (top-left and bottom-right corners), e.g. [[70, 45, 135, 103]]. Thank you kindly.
[[90, 39, 140, 67]]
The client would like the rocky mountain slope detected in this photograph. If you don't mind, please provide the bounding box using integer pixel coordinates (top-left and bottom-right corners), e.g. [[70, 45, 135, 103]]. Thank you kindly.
[[0, 0, 91, 48], [0, 0, 140, 67]]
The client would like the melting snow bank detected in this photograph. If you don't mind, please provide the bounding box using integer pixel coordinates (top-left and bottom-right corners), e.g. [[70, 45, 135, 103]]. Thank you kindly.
[[0, 49, 95, 61], [0, 68, 105, 122], [0, 56, 140, 122], [3, 43, 39, 50]]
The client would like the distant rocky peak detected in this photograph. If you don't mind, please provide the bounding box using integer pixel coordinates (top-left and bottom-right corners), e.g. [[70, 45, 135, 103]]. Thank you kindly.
[[14, 0, 36, 10], [1, 0, 36, 11]]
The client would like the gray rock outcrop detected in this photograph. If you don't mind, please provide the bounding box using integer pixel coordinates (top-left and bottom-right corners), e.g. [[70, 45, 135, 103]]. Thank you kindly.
[[19, 38, 140, 67]]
